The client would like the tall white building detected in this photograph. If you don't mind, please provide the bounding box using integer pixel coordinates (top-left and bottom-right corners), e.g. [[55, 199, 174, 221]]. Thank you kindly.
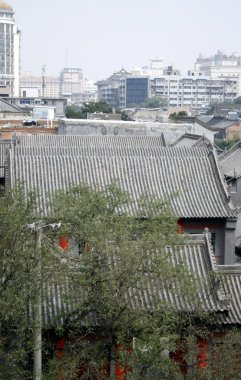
[[60, 68, 84, 97], [130, 57, 164, 79], [151, 75, 238, 108], [193, 51, 241, 95], [0, 1, 20, 97], [20, 73, 60, 98]]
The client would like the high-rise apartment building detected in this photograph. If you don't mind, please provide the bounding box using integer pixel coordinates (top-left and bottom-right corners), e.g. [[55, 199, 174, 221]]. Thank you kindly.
[[0, 1, 20, 97], [151, 75, 238, 108], [192, 51, 241, 95], [97, 58, 239, 110]]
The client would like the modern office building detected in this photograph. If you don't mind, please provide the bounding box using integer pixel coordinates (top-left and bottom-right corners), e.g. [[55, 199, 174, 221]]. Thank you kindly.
[[96, 69, 149, 109], [119, 77, 149, 108], [60, 68, 84, 97], [0, 1, 20, 97]]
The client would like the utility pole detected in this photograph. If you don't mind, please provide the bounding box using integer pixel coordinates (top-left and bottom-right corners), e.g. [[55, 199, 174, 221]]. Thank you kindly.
[[25, 222, 61, 380], [33, 222, 42, 380], [42, 63, 46, 98]]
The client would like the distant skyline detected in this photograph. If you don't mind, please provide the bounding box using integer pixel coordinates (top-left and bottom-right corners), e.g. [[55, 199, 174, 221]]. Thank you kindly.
[[8, 0, 241, 81]]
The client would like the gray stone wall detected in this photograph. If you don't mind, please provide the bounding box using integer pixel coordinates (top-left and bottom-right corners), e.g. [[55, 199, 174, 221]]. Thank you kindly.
[[58, 118, 193, 145]]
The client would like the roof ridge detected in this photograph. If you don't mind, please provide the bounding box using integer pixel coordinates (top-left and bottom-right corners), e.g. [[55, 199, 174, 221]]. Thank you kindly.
[[219, 140, 241, 160], [208, 147, 234, 212]]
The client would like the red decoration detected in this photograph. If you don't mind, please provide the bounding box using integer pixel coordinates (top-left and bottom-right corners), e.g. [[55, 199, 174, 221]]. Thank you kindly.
[[198, 337, 208, 369], [59, 236, 69, 250]]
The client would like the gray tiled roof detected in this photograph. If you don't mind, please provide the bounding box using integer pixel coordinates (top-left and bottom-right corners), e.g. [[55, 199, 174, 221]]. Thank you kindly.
[[217, 265, 241, 325], [171, 133, 211, 148], [42, 280, 79, 327], [127, 234, 227, 313], [42, 234, 228, 327], [16, 135, 166, 147], [0, 138, 13, 177], [219, 141, 241, 177], [196, 116, 237, 131], [7, 135, 234, 218], [235, 212, 241, 248], [171, 134, 223, 154]]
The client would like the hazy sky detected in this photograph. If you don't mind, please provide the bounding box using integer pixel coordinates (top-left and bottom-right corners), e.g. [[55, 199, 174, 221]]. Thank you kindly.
[[8, 0, 241, 80]]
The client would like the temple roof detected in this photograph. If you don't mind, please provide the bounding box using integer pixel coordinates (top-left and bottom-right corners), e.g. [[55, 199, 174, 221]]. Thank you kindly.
[[6, 135, 234, 218], [217, 265, 241, 324], [219, 141, 241, 178], [172, 133, 211, 148], [41, 233, 228, 327], [171, 133, 223, 153], [196, 116, 237, 131]]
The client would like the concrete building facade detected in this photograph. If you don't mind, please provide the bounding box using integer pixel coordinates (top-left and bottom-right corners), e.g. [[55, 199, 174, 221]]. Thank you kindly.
[[151, 75, 238, 108], [97, 70, 149, 109], [97, 66, 237, 110], [193, 51, 241, 96], [0, 1, 20, 97], [60, 67, 84, 97], [130, 57, 165, 78], [20, 74, 60, 98]]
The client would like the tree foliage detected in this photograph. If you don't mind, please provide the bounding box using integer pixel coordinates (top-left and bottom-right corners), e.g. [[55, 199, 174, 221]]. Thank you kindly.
[[65, 101, 113, 119], [0, 189, 69, 379], [140, 97, 168, 109], [1, 185, 241, 379], [49, 184, 202, 378], [233, 96, 241, 104], [214, 138, 240, 150], [169, 111, 188, 121]]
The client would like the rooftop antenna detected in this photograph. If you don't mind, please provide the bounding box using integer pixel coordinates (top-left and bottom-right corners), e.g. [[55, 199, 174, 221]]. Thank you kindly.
[[42, 62, 46, 98]]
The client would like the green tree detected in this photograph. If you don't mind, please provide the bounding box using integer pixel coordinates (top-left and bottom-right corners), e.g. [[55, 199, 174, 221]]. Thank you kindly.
[[65, 101, 112, 119], [116, 109, 129, 121], [169, 111, 188, 121], [49, 184, 200, 379], [233, 96, 241, 104], [140, 96, 168, 109], [214, 138, 240, 150], [0, 189, 69, 379], [2, 186, 240, 379]]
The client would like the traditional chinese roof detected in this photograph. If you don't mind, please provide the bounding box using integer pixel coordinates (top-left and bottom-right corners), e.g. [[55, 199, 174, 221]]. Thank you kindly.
[[219, 141, 241, 178], [172, 133, 211, 148], [196, 116, 237, 131], [217, 265, 241, 325], [14, 134, 165, 148], [0, 138, 13, 178], [42, 233, 228, 327], [171, 133, 223, 153], [126, 233, 227, 313], [7, 135, 234, 218], [235, 212, 241, 248]]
